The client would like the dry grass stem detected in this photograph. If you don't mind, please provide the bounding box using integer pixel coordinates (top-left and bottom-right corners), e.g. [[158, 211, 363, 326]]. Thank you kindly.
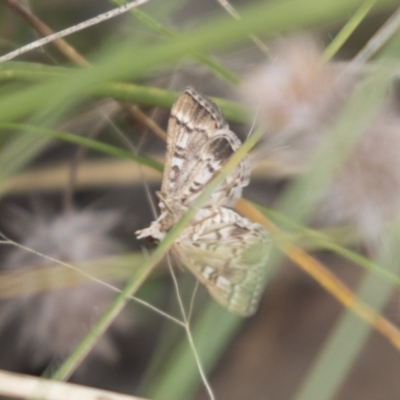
[[0, 369, 149, 400], [235, 198, 400, 351], [0, 0, 151, 63]]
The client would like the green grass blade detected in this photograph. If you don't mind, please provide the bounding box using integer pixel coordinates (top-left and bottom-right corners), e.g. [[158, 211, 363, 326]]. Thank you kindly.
[[285, 26, 400, 400], [255, 205, 400, 288], [51, 258, 153, 381], [0, 63, 249, 124], [110, 0, 240, 85], [51, 123, 262, 381], [294, 217, 400, 400], [322, 0, 378, 62], [0, 0, 396, 127], [0, 123, 163, 172]]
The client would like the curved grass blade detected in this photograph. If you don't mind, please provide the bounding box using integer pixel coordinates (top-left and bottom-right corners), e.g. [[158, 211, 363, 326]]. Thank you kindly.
[[236, 198, 400, 351], [0, 0, 396, 127], [51, 125, 263, 381], [322, 0, 378, 62], [256, 205, 400, 288], [110, 0, 240, 85], [0, 66, 249, 124], [0, 123, 163, 172]]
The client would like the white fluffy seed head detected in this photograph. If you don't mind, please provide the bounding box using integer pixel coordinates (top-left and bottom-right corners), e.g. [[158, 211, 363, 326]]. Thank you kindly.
[[241, 34, 400, 244], [242, 35, 358, 173], [312, 104, 400, 243], [0, 209, 129, 372]]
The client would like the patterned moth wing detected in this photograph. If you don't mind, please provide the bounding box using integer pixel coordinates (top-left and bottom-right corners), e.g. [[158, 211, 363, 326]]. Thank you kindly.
[[136, 87, 270, 315], [173, 207, 270, 316], [161, 87, 250, 209], [137, 87, 251, 241]]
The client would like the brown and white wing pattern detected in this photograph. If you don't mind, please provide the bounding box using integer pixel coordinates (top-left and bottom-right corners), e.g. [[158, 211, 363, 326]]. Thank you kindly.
[[173, 207, 270, 316], [161, 87, 250, 208], [136, 87, 270, 316]]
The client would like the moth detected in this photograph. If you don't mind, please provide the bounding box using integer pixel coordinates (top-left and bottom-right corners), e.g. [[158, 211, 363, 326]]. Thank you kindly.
[[136, 87, 270, 316]]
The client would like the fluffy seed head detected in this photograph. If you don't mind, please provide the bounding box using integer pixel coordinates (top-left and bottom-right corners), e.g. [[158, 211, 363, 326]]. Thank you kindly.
[[241, 35, 400, 243], [0, 209, 127, 372]]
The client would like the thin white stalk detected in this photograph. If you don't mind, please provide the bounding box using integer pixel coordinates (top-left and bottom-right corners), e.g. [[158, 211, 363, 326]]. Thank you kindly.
[[188, 280, 200, 323], [0, 0, 150, 63], [351, 6, 400, 68], [168, 256, 216, 400]]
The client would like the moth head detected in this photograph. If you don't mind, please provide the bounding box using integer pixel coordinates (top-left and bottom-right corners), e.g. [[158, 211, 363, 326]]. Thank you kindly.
[[135, 220, 166, 243]]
